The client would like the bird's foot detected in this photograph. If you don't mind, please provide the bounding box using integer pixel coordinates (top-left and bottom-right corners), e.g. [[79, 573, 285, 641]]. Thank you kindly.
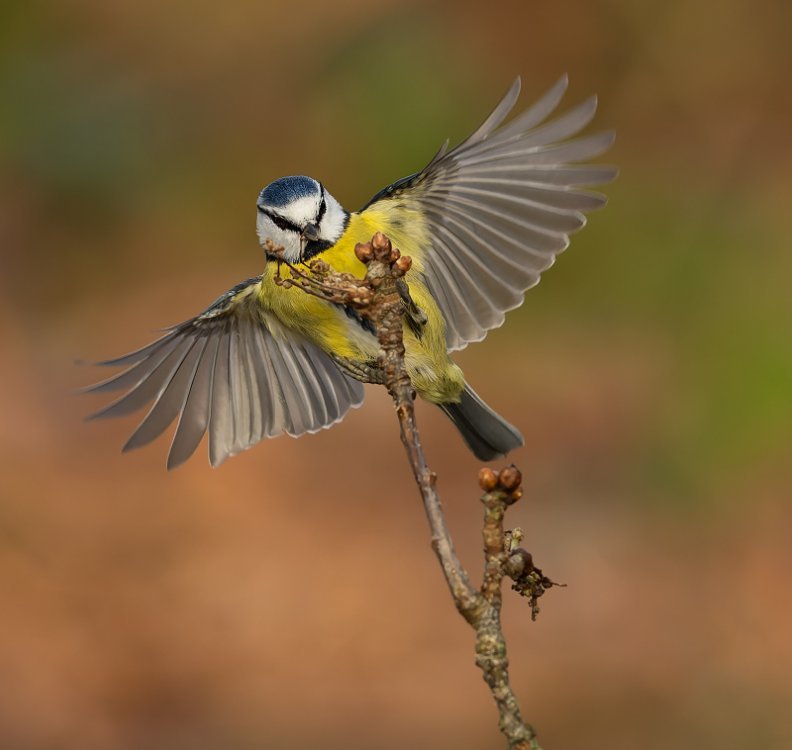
[[331, 356, 386, 385], [396, 278, 427, 337]]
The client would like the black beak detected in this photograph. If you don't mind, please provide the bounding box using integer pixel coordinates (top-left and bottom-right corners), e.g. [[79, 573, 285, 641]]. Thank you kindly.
[[302, 223, 320, 242]]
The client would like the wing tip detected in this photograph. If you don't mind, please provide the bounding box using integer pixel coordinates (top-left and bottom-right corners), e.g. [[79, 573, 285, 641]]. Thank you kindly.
[[597, 161, 619, 183], [120, 437, 139, 454], [600, 129, 617, 148], [166, 451, 189, 471], [548, 73, 570, 103], [509, 75, 522, 99]]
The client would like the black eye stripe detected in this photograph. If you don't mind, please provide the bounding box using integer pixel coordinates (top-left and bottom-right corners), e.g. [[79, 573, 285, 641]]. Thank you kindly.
[[316, 185, 327, 224], [259, 207, 300, 233], [272, 214, 298, 232]]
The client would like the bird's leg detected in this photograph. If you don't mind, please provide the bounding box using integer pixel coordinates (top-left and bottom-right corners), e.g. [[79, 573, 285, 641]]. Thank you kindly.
[[396, 278, 428, 337], [331, 355, 386, 385]]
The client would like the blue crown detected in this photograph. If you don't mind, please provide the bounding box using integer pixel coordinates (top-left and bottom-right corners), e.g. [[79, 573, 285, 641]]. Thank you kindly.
[[258, 175, 318, 208]]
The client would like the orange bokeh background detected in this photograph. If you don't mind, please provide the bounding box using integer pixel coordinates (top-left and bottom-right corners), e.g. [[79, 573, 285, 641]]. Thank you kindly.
[[1, 1, 791, 748]]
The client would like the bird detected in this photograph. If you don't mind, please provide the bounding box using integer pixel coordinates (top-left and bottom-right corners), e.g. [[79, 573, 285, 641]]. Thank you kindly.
[[85, 75, 616, 469]]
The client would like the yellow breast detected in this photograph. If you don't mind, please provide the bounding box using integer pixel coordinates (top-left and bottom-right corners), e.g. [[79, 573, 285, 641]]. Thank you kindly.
[[325, 203, 431, 277], [258, 204, 464, 402]]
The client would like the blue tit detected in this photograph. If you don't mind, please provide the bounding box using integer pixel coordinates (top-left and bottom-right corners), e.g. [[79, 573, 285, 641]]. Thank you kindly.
[[86, 76, 616, 469]]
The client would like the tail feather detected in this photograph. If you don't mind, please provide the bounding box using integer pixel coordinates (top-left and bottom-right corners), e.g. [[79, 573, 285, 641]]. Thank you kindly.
[[439, 384, 523, 461]]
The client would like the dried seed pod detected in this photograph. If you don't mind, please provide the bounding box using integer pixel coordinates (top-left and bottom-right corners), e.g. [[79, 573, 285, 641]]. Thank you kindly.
[[504, 548, 534, 579], [478, 467, 499, 491]]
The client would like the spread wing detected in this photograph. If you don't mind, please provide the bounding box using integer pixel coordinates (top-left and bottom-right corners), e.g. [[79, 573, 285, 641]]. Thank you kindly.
[[84, 277, 364, 469], [362, 75, 617, 351]]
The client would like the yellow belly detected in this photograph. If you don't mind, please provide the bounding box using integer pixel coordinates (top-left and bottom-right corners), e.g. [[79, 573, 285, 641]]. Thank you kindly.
[[259, 207, 465, 403]]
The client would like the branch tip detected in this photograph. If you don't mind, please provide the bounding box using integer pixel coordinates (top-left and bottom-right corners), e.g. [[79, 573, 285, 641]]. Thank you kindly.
[[280, 231, 546, 749]]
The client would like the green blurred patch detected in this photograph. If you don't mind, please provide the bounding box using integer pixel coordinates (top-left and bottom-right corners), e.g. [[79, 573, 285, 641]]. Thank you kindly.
[[308, 9, 491, 206], [525, 177, 792, 508], [0, 53, 150, 216]]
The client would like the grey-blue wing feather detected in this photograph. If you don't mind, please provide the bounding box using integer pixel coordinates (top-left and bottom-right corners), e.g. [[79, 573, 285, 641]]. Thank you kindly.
[[363, 75, 617, 351], [85, 277, 364, 468]]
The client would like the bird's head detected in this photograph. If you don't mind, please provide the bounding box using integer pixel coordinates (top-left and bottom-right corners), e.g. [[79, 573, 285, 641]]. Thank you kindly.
[[256, 175, 348, 262]]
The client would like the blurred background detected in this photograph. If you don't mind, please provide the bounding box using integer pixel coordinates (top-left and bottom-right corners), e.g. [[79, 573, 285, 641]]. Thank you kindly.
[[1, 1, 791, 748]]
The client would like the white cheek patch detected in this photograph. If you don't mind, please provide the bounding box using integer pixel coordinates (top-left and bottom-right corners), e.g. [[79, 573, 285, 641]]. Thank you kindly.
[[256, 213, 302, 261], [319, 193, 348, 244]]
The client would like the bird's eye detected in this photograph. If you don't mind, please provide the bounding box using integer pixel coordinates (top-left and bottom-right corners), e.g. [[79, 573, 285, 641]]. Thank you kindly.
[[261, 209, 300, 233]]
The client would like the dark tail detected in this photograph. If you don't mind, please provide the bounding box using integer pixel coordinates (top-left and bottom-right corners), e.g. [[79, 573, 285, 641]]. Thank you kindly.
[[438, 383, 524, 461]]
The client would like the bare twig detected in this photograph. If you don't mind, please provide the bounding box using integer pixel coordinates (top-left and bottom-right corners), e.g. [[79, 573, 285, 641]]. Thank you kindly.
[[281, 232, 562, 750]]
